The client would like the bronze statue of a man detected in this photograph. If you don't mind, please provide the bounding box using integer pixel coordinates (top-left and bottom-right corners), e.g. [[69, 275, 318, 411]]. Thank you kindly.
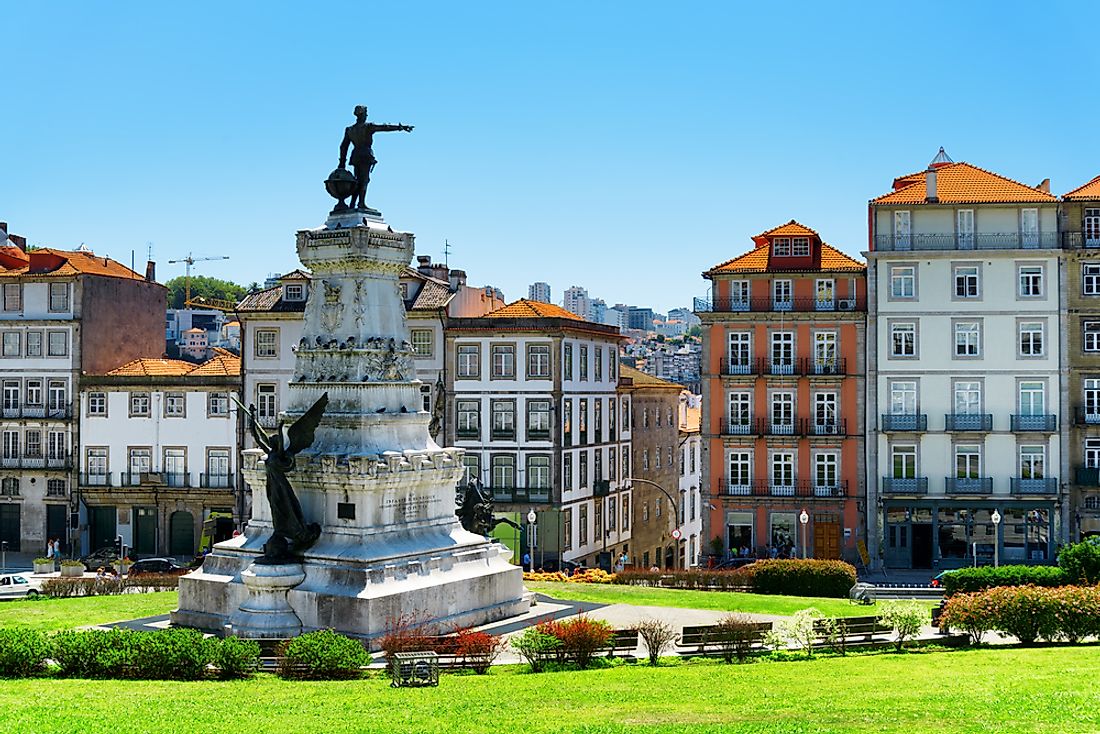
[[338, 105, 413, 210]]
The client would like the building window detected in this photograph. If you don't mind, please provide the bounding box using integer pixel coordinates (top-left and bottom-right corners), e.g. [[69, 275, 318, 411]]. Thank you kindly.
[[25, 331, 42, 357], [563, 509, 572, 550], [47, 431, 65, 461], [621, 397, 630, 430], [490, 454, 515, 488], [621, 450, 629, 479], [457, 400, 480, 439], [1019, 321, 1044, 357], [1085, 322, 1100, 353], [892, 445, 916, 479], [729, 451, 751, 490], [2, 284, 21, 312], [48, 382, 66, 412], [457, 344, 480, 378], [607, 496, 617, 530], [1084, 264, 1100, 296], [164, 393, 185, 417], [1018, 266, 1044, 298], [608, 349, 617, 381], [421, 385, 431, 412], [889, 381, 917, 415], [579, 345, 589, 381], [527, 399, 551, 440], [2, 431, 18, 460], [2, 381, 18, 411], [25, 380, 41, 406], [462, 453, 480, 484], [208, 392, 229, 416], [254, 329, 278, 358], [890, 322, 916, 359], [773, 280, 793, 310], [1, 477, 19, 497], [815, 279, 834, 308], [527, 455, 551, 489], [792, 237, 810, 256], [490, 400, 515, 440], [642, 449, 649, 471], [491, 345, 515, 379], [954, 321, 981, 357], [1019, 381, 1046, 417], [48, 283, 69, 312], [129, 392, 150, 417], [609, 447, 617, 480], [579, 450, 589, 488], [47, 331, 67, 357], [771, 392, 795, 434], [594, 399, 603, 443], [563, 343, 573, 381], [954, 265, 980, 299], [622, 496, 630, 531], [594, 346, 603, 382], [814, 392, 838, 432], [527, 344, 551, 379], [957, 209, 975, 248], [955, 444, 981, 478], [563, 453, 573, 491], [86, 447, 108, 480], [728, 391, 751, 433], [46, 479, 66, 497], [609, 399, 617, 439], [24, 430, 41, 458], [814, 331, 837, 369], [207, 449, 231, 485], [579, 399, 588, 445], [1019, 446, 1045, 479], [1084, 379, 1100, 420], [563, 399, 572, 447], [771, 452, 795, 488], [579, 504, 588, 546], [894, 210, 911, 248], [954, 381, 981, 416], [770, 331, 794, 370], [772, 238, 791, 256], [410, 329, 433, 357], [814, 453, 839, 491], [88, 392, 107, 416], [890, 265, 915, 299], [1021, 208, 1039, 247], [655, 446, 661, 469], [728, 332, 751, 370], [256, 384, 277, 422], [284, 283, 305, 301], [1, 332, 19, 357]]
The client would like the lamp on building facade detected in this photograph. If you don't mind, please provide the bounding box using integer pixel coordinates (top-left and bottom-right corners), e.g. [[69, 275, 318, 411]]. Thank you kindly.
[[991, 509, 1002, 568], [799, 509, 809, 559], [526, 509, 537, 573]]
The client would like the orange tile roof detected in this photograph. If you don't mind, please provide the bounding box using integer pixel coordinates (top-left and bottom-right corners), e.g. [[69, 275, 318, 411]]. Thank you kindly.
[[619, 364, 683, 390], [1064, 175, 1100, 201], [0, 249, 146, 280], [107, 358, 197, 377], [190, 352, 241, 376], [756, 220, 820, 239], [486, 299, 585, 321], [706, 242, 864, 275], [871, 162, 1057, 205]]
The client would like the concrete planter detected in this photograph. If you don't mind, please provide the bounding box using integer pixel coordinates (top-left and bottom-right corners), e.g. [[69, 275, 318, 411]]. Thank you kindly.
[[60, 564, 84, 578], [33, 561, 55, 574]]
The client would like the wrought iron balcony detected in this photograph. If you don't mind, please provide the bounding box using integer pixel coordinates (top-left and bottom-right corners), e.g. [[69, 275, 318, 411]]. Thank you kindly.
[[873, 231, 1060, 252], [801, 418, 847, 437], [200, 473, 235, 489], [1010, 414, 1057, 432], [1075, 467, 1100, 486], [762, 357, 797, 376], [1011, 477, 1058, 495], [1062, 232, 1100, 249], [800, 357, 847, 376], [741, 480, 847, 499], [79, 473, 112, 487], [0, 404, 73, 419], [490, 486, 552, 504], [726, 483, 753, 496], [1074, 408, 1100, 427], [945, 413, 993, 432], [881, 477, 929, 495], [694, 295, 866, 314], [719, 357, 755, 376], [880, 413, 927, 432], [0, 454, 72, 470], [945, 477, 994, 494], [720, 418, 757, 436]]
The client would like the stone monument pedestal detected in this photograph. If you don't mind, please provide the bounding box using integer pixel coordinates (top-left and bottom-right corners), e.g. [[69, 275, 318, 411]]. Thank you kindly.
[[172, 206, 529, 640]]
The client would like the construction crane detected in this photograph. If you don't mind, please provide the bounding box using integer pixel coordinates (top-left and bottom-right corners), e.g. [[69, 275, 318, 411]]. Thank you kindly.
[[168, 252, 230, 305]]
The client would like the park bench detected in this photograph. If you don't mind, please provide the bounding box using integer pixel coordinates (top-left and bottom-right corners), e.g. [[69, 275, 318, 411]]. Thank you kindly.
[[674, 621, 772, 658], [813, 615, 892, 645], [595, 628, 640, 659]]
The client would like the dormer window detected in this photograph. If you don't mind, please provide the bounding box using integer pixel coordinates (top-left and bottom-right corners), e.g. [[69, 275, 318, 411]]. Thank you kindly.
[[792, 237, 810, 256], [284, 283, 305, 301], [772, 238, 791, 256]]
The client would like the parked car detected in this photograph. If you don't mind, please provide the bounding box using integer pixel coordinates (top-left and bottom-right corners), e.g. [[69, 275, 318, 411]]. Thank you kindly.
[[0, 573, 43, 600], [128, 557, 189, 576], [712, 556, 756, 571], [80, 546, 119, 572]]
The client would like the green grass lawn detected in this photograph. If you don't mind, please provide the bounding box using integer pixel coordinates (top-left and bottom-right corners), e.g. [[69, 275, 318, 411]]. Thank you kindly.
[[527, 581, 918, 617], [0, 646, 1097, 733], [0, 591, 178, 631]]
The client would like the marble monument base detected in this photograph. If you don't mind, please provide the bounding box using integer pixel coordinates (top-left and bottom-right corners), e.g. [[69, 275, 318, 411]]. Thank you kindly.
[[227, 562, 307, 638]]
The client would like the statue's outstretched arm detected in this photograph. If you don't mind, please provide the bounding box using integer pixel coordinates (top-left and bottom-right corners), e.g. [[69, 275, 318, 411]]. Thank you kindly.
[[370, 123, 414, 133]]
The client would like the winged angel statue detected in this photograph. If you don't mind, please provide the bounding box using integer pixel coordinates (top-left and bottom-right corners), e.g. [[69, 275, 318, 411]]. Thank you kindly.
[[241, 393, 329, 563]]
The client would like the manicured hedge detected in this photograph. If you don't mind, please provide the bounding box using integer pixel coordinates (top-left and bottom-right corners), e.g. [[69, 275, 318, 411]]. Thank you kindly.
[[611, 568, 751, 590], [941, 584, 1100, 645], [46, 629, 258, 680], [940, 565, 1068, 596], [277, 629, 371, 680], [747, 560, 857, 599], [0, 629, 52, 678]]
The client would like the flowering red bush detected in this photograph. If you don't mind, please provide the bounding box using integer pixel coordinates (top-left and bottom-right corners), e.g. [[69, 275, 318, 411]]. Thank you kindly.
[[940, 591, 998, 644], [536, 616, 614, 669], [942, 584, 1100, 645], [454, 629, 506, 674]]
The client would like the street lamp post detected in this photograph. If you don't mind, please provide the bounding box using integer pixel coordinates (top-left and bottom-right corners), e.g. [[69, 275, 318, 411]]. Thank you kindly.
[[799, 510, 809, 559], [624, 477, 680, 571], [991, 509, 1001, 568], [526, 509, 537, 574]]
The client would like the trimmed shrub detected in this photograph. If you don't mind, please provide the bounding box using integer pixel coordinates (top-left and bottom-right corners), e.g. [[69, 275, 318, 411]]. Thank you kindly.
[[633, 618, 675, 666], [511, 628, 561, 673], [52, 629, 137, 678], [0, 628, 52, 677], [454, 629, 506, 674], [748, 560, 857, 598], [611, 568, 752, 590], [1051, 585, 1100, 643], [277, 630, 370, 680], [985, 585, 1060, 645], [213, 636, 261, 679], [537, 616, 614, 669], [879, 600, 927, 651], [940, 565, 1067, 596], [131, 628, 212, 680], [940, 591, 997, 645], [711, 612, 761, 663], [1058, 537, 1100, 585]]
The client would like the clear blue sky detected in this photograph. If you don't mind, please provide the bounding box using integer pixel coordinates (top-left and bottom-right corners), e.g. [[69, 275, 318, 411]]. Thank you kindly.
[[3, 2, 1098, 313]]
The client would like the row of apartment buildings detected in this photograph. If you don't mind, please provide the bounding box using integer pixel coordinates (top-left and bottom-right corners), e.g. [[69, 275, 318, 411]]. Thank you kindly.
[[697, 150, 1100, 570]]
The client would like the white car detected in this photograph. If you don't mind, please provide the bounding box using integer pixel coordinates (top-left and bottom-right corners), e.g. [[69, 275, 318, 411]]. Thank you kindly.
[[0, 573, 43, 600]]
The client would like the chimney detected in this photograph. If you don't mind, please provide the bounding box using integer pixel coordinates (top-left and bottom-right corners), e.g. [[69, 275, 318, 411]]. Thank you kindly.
[[925, 166, 938, 203], [9, 235, 26, 251], [416, 255, 431, 269], [449, 269, 467, 289], [0, 222, 7, 236], [1037, 178, 1050, 194], [145, 260, 157, 282]]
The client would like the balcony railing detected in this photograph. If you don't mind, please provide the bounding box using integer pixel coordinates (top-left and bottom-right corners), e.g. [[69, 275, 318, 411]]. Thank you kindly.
[[0, 454, 72, 469], [257, 415, 278, 429], [944, 413, 993, 432], [763, 357, 797, 376], [1074, 408, 1100, 427], [726, 480, 848, 498], [1062, 232, 1100, 249], [720, 418, 757, 436], [456, 427, 480, 440], [1011, 414, 1057, 432], [716, 357, 848, 377], [945, 477, 994, 494], [719, 357, 755, 376], [881, 413, 927, 432], [720, 418, 847, 437], [200, 473, 235, 489], [695, 295, 866, 314], [80, 473, 112, 487], [881, 477, 929, 495], [801, 418, 847, 437], [1011, 477, 1058, 495], [490, 486, 552, 504], [1076, 467, 1100, 486], [873, 231, 1060, 252], [0, 404, 73, 419], [800, 357, 847, 376]]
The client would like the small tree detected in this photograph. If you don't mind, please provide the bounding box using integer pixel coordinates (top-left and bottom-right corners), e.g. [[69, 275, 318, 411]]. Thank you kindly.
[[633, 618, 676, 666], [880, 600, 926, 652], [778, 608, 822, 657], [1058, 537, 1100, 585], [511, 628, 561, 673]]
